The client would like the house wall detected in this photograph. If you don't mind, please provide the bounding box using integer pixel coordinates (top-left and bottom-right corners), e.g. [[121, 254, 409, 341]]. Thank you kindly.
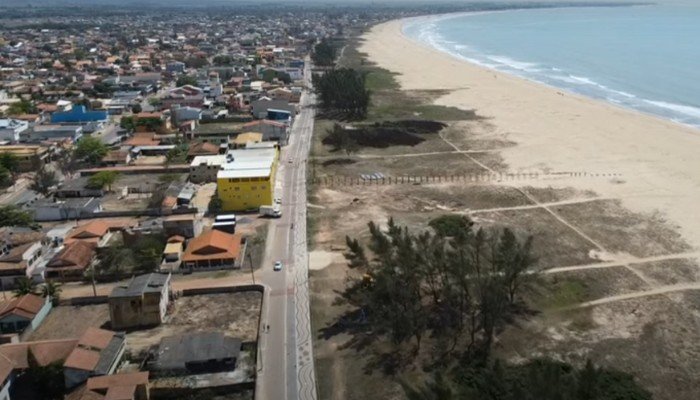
[[109, 286, 169, 330], [31, 296, 52, 330], [64, 367, 91, 390], [0, 315, 31, 334], [0, 376, 11, 400], [183, 257, 236, 271], [189, 164, 220, 183], [217, 173, 274, 212]]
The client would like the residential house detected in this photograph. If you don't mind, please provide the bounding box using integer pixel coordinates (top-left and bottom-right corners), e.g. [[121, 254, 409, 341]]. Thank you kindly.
[[242, 120, 288, 144], [0, 337, 79, 375], [166, 61, 186, 74], [45, 240, 95, 281], [148, 332, 241, 376], [28, 124, 83, 143], [108, 273, 171, 330], [66, 372, 150, 400], [162, 215, 201, 239], [32, 197, 102, 222], [63, 328, 127, 389], [181, 230, 243, 270], [249, 98, 296, 119], [100, 150, 131, 167], [0, 294, 51, 335], [0, 119, 29, 143], [55, 177, 105, 198], [0, 241, 45, 289], [161, 86, 205, 110], [171, 105, 202, 125], [64, 220, 119, 246], [188, 155, 225, 183]]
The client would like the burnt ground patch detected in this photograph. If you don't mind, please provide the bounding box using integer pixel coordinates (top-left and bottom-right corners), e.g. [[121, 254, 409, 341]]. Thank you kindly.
[[322, 120, 447, 149]]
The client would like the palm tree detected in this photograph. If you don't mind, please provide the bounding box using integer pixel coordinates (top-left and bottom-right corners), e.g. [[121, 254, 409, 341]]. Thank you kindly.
[[41, 280, 62, 306], [13, 277, 37, 298]]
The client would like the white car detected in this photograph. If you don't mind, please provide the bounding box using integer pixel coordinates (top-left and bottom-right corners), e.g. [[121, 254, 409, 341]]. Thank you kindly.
[[273, 261, 283, 271]]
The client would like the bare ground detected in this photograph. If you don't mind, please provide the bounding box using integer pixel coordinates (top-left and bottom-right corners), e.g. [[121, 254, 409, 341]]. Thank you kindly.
[[309, 113, 700, 400], [127, 292, 262, 356]]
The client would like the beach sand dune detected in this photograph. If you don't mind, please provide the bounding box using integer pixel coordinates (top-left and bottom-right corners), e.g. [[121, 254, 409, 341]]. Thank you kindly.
[[361, 20, 700, 249]]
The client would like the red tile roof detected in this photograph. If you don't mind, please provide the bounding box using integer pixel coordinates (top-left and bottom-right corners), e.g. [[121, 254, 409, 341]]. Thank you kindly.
[[47, 241, 95, 270], [87, 372, 149, 391], [79, 327, 115, 350], [0, 293, 46, 321], [0, 353, 14, 384], [182, 230, 242, 263], [64, 347, 100, 371], [0, 339, 79, 369]]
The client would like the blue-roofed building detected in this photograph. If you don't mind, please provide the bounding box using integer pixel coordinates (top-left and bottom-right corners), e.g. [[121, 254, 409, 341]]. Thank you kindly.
[[51, 105, 109, 124]]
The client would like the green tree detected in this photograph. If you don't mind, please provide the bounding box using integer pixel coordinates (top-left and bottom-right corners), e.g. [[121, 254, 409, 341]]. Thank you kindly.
[[56, 150, 78, 178], [132, 103, 142, 114], [30, 167, 58, 196], [7, 99, 36, 115], [27, 354, 65, 400], [325, 123, 359, 155], [313, 68, 370, 119], [87, 171, 119, 191], [41, 280, 62, 306], [176, 75, 198, 87], [13, 277, 37, 297], [0, 165, 11, 188], [165, 144, 188, 165], [0, 206, 37, 228], [312, 39, 337, 66], [74, 136, 108, 165], [262, 69, 292, 84], [0, 152, 20, 176]]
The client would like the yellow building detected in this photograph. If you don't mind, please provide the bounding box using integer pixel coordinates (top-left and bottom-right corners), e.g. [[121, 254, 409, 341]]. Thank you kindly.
[[216, 147, 279, 211]]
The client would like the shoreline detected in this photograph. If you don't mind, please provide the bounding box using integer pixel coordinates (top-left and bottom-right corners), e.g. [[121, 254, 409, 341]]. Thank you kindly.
[[401, 10, 700, 132], [360, 19, 700, 250]]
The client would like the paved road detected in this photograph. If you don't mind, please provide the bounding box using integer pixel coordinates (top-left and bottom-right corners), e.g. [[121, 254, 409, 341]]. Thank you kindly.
[[256, 60, 317, 400]]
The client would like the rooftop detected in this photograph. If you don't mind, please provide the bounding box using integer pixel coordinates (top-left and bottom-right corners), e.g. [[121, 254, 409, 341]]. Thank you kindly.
[[110, 273, 171, 298], [152, 331, 241, 372]]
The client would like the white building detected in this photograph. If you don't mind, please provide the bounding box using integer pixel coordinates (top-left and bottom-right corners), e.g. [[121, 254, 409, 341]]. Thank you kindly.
[[0, 119, 29, 143]]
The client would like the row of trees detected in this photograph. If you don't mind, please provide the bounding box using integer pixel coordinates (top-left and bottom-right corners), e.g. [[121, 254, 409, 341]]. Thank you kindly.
[[341, 216, 534, 358], [312, 39, 338, 66], [314, 68, 370, 119], [404, 359, 652, 400]]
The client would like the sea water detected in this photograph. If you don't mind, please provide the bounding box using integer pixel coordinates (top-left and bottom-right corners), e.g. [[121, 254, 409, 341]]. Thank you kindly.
[[403, 4, 700, 128]]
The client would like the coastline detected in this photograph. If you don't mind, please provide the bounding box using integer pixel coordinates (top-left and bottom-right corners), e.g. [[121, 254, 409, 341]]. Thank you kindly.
[[360, 19, 700, 250]]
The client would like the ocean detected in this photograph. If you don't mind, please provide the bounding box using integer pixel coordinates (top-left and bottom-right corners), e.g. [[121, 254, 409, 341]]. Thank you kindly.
[[403, 4, 700, 128]]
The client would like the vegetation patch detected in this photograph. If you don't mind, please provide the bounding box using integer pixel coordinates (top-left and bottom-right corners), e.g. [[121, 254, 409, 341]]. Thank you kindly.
[[322, 120, 446, 150], [321, 158, 356, 167]]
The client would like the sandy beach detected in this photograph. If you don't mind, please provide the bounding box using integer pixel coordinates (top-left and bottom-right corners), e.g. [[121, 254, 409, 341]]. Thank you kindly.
[[361, 19, 700, 250]]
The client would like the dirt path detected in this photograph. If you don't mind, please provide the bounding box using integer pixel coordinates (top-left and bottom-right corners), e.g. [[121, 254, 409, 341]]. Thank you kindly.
[[467, 196, 611, 215], [439, 129, 668, 302], [544, 252, 700, 274], [571, 282, 700, 309]]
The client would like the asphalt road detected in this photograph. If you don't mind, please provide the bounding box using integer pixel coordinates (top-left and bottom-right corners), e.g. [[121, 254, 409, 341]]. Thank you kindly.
[[255, 60, 317, 400]]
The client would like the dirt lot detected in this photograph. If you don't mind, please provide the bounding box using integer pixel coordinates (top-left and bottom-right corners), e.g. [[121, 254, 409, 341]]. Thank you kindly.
[[28, 292, 262, 360], [127, 292, 262, 356], [100, 172, 188, 212], [29, 304, 110, 341]]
